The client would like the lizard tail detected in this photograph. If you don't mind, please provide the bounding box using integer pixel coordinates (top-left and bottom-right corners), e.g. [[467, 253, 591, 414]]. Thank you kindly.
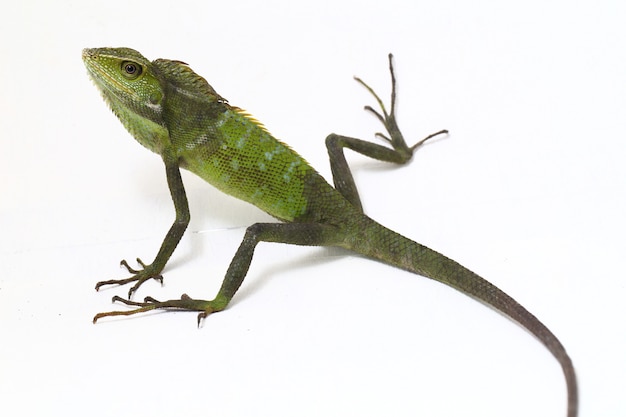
[[345, 217, 577, 417]]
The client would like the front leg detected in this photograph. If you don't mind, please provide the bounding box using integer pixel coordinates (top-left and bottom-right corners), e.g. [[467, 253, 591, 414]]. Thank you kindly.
[[93, 222, 339, 325], [326, 53, 448, 211], [95, 149, 190, 298]]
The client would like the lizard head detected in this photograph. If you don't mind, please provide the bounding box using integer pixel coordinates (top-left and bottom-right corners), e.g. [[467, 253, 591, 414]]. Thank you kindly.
[[83, 47, 168, 153], [82, 47, 164, 121], [83, 47, 229, 155]]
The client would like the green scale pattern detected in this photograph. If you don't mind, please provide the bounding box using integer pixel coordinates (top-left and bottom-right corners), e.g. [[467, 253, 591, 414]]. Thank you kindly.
[[181, 109, 310, 222]]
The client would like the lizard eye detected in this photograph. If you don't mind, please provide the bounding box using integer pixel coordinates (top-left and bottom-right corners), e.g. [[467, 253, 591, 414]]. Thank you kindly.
[[121, 61, 142, 78]]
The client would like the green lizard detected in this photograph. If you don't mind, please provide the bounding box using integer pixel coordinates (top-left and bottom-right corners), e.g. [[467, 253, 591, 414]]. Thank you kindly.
[[83, 47, 577, 416]]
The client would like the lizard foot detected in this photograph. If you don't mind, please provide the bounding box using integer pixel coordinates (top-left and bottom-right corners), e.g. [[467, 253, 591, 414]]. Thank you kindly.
[[355, 53, 448, 159], [95, 258, 164, 298], [93, 293, 228, 327]]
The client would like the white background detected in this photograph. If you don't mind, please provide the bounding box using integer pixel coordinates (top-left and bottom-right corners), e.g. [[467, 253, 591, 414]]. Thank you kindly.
[[1, 1, 624, 416]]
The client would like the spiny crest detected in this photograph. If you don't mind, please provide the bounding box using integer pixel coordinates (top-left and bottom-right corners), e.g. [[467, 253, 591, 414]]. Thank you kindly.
[[233, 107, 270, 134], [154, 59, 225, 102]]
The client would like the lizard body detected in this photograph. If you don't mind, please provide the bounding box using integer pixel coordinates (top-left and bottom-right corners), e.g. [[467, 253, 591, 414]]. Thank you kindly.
[[83, 47, 577, 416]]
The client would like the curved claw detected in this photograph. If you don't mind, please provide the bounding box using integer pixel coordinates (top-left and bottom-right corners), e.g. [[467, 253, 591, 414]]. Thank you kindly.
[[374, 132, 392, 143], [197, 313, 206, 328], [127, 272, 164, 299], [94, 258, 164, 297], [93, 293, 222, 325], [354, 53, 396, 124], [356, 80, 389, 123], [92, 296, 158, 323], [354, 53, 449, 159], [120, 259, 142, 274], [363, 104, 386, 125], [410, 129, 449, 152]]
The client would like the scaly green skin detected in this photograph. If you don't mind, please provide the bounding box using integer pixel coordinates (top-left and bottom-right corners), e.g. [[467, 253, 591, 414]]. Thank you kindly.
[[83, 48, 577, 416]]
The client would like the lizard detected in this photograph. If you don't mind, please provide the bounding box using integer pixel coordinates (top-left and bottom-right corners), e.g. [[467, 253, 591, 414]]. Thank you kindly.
[[82, 47, 577, 416]]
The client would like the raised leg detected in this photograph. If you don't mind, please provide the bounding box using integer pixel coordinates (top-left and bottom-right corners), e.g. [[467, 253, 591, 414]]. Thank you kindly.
[[325, 53, 447, 211], [93, 221, 340, 325]]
